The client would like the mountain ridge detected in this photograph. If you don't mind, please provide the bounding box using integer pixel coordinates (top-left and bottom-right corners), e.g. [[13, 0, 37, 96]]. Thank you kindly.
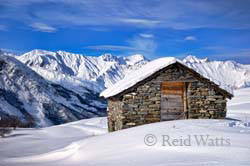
[[16, 50, 250, 91], [183, 55, 250, 89], [16, 49, 149, 91], [1, 49, 250, 127], [0, 53, 106, 127]]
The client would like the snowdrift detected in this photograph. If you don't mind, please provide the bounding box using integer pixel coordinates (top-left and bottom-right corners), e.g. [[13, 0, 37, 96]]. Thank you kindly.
[[1, 118, 250, 166]]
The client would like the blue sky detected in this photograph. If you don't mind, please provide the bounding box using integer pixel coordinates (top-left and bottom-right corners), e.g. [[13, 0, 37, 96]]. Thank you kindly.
[[0, 0, 250, 63]]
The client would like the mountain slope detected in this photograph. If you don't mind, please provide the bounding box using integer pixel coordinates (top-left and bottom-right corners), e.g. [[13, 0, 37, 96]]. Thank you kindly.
[[3, 49, 250, 127], [183, 55, 250, 89], [17, 51, 250, 94], [0, 54, 106, 127], [16, 49, 148, 92]]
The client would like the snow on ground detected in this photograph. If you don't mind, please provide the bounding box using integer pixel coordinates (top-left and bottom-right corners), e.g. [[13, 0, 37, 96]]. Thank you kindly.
[[0, 88, 250, 166], [227, 87, 250, 121], [0, 118, 107, 165]]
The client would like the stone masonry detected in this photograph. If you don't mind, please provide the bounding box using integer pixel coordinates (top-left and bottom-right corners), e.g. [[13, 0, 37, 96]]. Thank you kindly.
[[107, 63, 229, 132]]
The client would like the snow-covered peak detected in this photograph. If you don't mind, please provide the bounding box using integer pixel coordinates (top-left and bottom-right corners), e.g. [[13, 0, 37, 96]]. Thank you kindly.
[[16, 49, 250, 97], [99, 53, 117, 62], [127, 54, 145, 61], [0, 49, 17, 57], [0, 54, 106, 127], [24, 49, 55, 57], [183, 55, 209, 63], [16, 50, 149, 89], [183, 57, 250, 90], [125, 54, 147, 65]]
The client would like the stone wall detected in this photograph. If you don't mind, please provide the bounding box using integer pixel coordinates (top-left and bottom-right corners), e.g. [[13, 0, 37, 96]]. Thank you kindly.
[[121, 80, 162, 129], [187, 82, 227, 119], [107, 64, 228, 132], [107, 100, 123, 132]]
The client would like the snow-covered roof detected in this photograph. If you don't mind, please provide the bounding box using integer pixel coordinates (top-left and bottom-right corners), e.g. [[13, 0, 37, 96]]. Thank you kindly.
[[100, 57, 178, 98], [100, 57, 233, 98]]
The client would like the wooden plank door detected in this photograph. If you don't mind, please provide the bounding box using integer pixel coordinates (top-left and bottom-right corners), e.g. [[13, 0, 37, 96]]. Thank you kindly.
[[161, 82, 185, 121]]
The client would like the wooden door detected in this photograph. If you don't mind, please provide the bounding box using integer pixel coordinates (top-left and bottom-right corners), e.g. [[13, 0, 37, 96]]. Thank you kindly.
[[161, 82, 185, 121]]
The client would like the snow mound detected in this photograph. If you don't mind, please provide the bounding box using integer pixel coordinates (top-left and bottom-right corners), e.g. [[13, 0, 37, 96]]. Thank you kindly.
[[227, 87, 250, 121], [0, 117, 107, 163], [2, 118, 249, 166], [1, 88, 250, 166]]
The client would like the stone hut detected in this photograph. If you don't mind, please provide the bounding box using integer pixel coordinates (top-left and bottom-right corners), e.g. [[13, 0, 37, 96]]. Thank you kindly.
[[100, 57, 233, 132]]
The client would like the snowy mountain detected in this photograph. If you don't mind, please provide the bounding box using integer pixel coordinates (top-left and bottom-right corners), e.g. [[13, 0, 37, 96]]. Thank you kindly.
[[16, 49, 148, 93], [1, 49, 250, 127], [0, 49, 147, 127], [17, 50, 250, 94], [0, 49, 16, 57], [1, 117, 250, 165], [0, 54, 106, 127], [183, 55, 250, 89]]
